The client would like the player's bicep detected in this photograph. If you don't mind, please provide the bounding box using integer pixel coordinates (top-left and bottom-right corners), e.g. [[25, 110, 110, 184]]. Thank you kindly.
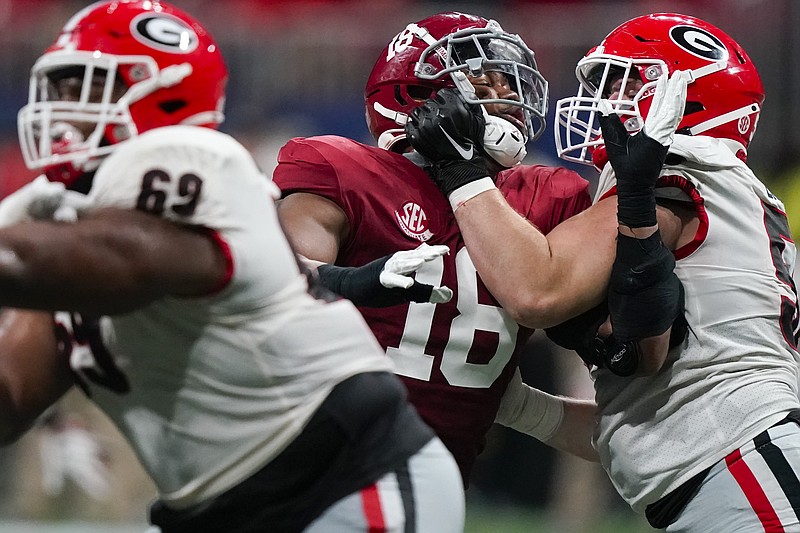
[[656, 199, 698, 251], [0, 309, 71, 444], [276, 192, 348, 264]]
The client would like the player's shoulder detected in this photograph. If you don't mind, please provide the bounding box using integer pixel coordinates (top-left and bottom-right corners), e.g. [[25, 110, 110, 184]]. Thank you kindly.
[[92, 125, 277, 208], [498, 164, 589, 197], [127, 125, 242, 153], [280, 135, 374, 157], [100, 126, 252, 173], [286, 135, 370, 151], [278, 135, 400, 166], [274, 135, 416, 196]]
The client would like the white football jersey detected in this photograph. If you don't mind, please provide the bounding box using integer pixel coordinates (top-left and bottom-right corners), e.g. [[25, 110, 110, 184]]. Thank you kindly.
[[58, 126, 392, 508], [593, 135, 800, 513]]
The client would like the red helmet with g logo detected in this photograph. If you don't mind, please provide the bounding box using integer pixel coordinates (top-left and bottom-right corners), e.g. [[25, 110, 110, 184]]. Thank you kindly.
[[18, 0, 228, 185], [556, 13, 764, 165], [365, 12, 547, 152]]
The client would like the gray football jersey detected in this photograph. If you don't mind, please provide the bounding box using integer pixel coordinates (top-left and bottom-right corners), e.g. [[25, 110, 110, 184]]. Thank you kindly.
[[61, 126, 392, 508], [593, 135, 800, 513]]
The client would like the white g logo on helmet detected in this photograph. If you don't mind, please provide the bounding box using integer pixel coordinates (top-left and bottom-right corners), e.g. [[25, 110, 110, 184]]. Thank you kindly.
[[131, 13, 199, 54], [669, 26, 728, 62]]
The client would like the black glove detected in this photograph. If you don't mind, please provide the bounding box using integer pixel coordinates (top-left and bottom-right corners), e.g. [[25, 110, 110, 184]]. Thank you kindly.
[[598, 113, 668, 228], [405, 88, 490, 196]]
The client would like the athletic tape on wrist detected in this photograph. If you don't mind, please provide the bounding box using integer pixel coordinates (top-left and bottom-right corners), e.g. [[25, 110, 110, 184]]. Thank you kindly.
[[496, 369, 565, 442], [448, 177, 496, 211]]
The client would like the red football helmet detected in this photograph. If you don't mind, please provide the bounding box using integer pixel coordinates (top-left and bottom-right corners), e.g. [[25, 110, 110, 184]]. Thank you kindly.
[[18, 0, 228, 185], [365, 12, 548, 152], [555, 13, 764, 165]]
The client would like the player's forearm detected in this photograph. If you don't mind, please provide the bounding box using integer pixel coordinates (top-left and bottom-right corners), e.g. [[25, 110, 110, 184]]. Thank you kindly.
[[0, 310, 71, 445], [495, 370, 598, 462], [0, 225, 156, 313], [454, 190, 558, 325], [544, 398, 599, 462], [455, 190, 614, 328], [0, 211, 226, 314]]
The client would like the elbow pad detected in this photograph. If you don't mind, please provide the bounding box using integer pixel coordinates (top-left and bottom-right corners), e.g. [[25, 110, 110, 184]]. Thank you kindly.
[[609, 231, 683, 342], [545, 303, 609, 369]]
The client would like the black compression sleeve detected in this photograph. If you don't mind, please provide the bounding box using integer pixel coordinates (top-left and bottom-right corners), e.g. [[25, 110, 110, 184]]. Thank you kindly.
[[316, 258, 434, 307]]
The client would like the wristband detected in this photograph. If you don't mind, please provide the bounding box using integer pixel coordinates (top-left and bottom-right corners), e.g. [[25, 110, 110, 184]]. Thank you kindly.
[[617, 184, 658, 228], [448, 177, 496, 211]]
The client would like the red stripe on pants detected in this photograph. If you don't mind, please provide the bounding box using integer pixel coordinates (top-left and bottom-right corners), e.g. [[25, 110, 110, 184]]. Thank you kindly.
[[726, 448, 785, 532], [361, 483, 386, 533]]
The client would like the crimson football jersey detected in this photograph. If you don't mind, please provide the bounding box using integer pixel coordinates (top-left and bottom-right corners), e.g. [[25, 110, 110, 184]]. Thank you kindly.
[[274, 136, 590, 482]]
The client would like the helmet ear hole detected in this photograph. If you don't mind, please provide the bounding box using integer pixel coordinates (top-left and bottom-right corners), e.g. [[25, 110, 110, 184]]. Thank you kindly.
[[393, 84, 408, 106], [405, 85, 435, 101], [683, 101, 705, 117], [159, 100, 187, 114]]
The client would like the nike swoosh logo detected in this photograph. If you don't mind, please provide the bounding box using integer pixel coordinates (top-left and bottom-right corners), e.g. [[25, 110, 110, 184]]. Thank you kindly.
[[438, 125, 474, 159]]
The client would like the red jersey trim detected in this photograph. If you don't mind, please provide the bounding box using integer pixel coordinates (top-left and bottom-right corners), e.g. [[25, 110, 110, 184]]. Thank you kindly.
[[200, 227, 235, 295]]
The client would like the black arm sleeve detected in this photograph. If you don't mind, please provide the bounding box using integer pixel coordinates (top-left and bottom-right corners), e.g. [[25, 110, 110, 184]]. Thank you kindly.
[[316, 258, 433, 308]]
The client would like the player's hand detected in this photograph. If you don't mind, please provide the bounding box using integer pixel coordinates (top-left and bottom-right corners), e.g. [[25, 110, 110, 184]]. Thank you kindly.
[[0, 176, 90, 227], [544, 303, 610, 370], [405, 88, 490, 196], [28, 183, 92, 223], [597, 70, 688, 187], [39, 412, 111, 501], [379, 243, 453, 303], [452, 70, 527, 169], [597, 71, 688, 228], [642, 70, 690, 146]]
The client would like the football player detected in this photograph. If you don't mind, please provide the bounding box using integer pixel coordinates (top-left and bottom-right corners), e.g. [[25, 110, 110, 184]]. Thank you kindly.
[[272, 12, 597, 484], [409, 12, 800, 531], [0, 1, 465, 531]]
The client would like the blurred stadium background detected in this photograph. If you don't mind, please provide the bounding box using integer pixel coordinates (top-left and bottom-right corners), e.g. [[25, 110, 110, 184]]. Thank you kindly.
[[0, 1, 797, 532]]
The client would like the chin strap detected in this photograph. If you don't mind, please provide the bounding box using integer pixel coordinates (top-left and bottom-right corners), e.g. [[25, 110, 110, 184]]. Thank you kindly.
[[674, 61, 759, 138], [686, 103, 760, 136], [373, 101, 410, 150]]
